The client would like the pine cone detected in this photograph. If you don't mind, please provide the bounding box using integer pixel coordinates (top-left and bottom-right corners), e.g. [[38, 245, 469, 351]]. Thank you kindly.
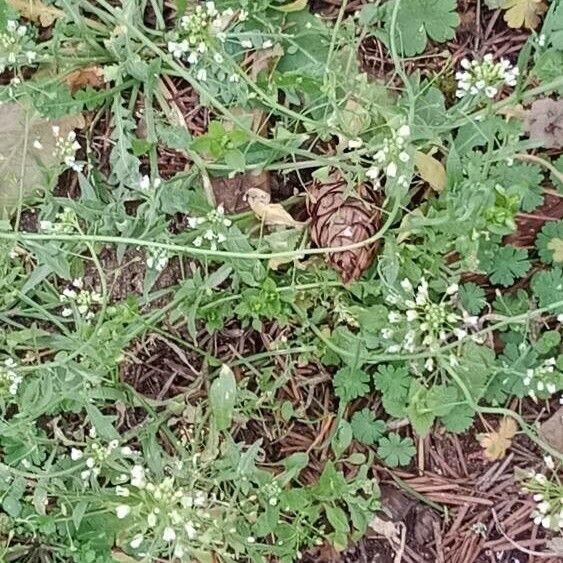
[[307, 175, 382, 283]]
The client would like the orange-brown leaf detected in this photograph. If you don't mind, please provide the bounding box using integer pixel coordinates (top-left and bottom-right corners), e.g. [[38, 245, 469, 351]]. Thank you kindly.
[[65, 66, 105, 94], [479, 417, 518, 460]]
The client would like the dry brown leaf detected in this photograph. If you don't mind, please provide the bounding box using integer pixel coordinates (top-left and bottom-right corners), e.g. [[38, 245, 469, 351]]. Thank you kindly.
[[8, 0, 62, 26], [246, 187, 304, 228], [478, 417, 518, 460], [369, 515, 400, 543], [502, 0, 547, 29], [414, 150, 447, 192], [65, 66, 105, 94]]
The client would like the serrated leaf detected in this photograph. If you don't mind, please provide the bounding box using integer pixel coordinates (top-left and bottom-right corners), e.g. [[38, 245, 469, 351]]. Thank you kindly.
[[209, 365, 237, 431], [377, 433, 416, 467], [486, 246, 531, 287], [333, 366, 370, 403], [388, 0, 460, 57], [350, 409, 386, 445], [0, 103, 84, 218], [414, 151, 446, 192], [7, 0, 62, 26], [459, 282, 487, 314], [426, 384, 457, 417], [537, 220, 563, 264], [478, 417, 518, 460], [440, 404, 475, 433], [502, 0, 547, 29]]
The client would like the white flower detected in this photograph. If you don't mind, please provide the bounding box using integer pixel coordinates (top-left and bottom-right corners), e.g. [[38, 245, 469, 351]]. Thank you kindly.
[[533, 493, 544, 502], [381, 328, 394, 339], [544, 455, 555, 470], [247, 536, 256, 544], [240, 39, 253, 49], [446, 283, 459, 295], [386, 162, 397, 178], [196, 68, 207, 81], [70, 448, 83, 461], [425, 357, 434, 371], [400, 278, 413, 292], [147, 511, 157, 527], [115, 504, 131, 519], [366, 166, 379, 179], [396, 125, 410, 138], [348, 138, 363, 149], [162, 527, 176, 542], [86, 457, 95, 469], [130, 465, 146, 488], [115, 486, 130, 497], [130, 534, 144, 549], [406, 310, 418, 322], [398, 151, 410, 163], [185, 521, 197, 539], [388, 311, 401, 323]]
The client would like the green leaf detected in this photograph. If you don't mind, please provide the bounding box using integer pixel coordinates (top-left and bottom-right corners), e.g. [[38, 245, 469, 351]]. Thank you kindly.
[[224, 148, 246, 171], [440, 404, 475, 433], [333, 366, 370, 403], [459, 282, 487, 314], [85, 404, 119, 441], [331, 419, 353, 458], [325, 505, 350, 533], [350, 409, 386, 445], [537, 220, 563, 264], [535, 330, 561, 354], [377, 433, 416, 467], [209, 365, 237, 431], [406, 381, 435, 436], [387, 0, 460, 56], [373, 365, 411, 399], [531, 267, 563, 314], [426, 384, 458, 417], [486, 245, 531, 287]]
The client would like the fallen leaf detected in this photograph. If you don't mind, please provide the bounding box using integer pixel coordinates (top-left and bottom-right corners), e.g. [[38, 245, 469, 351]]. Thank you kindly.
[[8, 0, 62, 26], [369, 515, 400, 543], [478, 417, 518, 460], [0, 103, 85, 217], [539, 407, 563, 454], [65, 65, 106, 94], [497, 104, 527, 121], [246, 187, 304, 228], [524, 98, 563, 149], [414, 151, 447, 192], [546, 537, 563, 557], [547, 239, 563, 263], [275, 0, 308, 12], [502, 0, 547, 29]]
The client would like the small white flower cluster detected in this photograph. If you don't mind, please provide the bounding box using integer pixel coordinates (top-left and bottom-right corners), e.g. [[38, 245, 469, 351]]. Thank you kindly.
[[188, 204, 232, 250], [40, 207, 77, 234], [52, 126, 83, 172], [115, 466, 217, 558], [455, 54, 519, 99], [168, 1, 230, 76], [366, 124, 410, 189], [146, 247, 169, 272], [522, 460, 563, 531], [60, 278, 102, 320], [0, 358, 22, 396], [0, 20, 37, 73], [523, 358, 561, 399], [139, 175, 162, 191], [383, 279, 477, 370], [70, 431, 136, 482], [260, 480, 282, 507]]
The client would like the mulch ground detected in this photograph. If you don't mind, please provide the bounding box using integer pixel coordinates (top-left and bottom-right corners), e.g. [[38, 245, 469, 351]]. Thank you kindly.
[[22, 0, 562, 561]]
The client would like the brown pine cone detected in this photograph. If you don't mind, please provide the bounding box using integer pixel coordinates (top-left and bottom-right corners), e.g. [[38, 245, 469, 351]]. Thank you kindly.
[[307, 174, 382, 283]]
